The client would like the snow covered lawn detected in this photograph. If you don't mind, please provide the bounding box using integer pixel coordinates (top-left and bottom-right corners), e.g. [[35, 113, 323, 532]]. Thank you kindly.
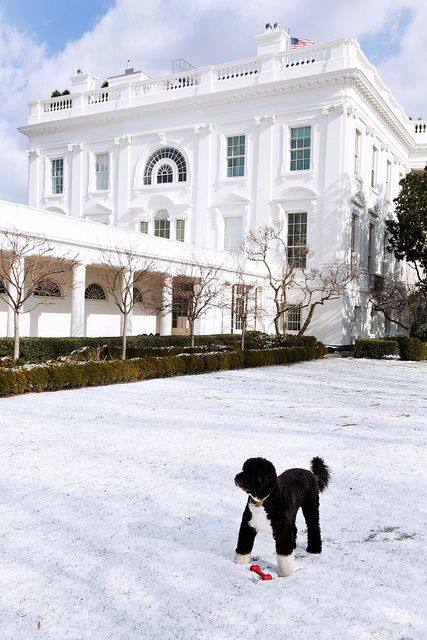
[[0, 358, 425, 640]]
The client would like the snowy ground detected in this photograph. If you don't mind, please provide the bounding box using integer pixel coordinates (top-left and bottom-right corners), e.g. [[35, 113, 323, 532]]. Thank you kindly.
[[0, 357, 426, 640]]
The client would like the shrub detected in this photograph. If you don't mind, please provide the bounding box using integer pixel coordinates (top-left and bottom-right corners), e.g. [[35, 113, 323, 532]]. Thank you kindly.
[[353, 339, 399, 359], [394, 336, 427, 361], [0, 345, 322, 397]]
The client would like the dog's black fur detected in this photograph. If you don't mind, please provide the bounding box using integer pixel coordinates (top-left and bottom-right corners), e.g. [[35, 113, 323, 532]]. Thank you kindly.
[[235, 457, 330, 574]]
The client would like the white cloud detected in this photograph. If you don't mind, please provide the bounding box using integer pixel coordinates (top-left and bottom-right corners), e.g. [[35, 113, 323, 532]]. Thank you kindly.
[[0, 0, 426, 203]]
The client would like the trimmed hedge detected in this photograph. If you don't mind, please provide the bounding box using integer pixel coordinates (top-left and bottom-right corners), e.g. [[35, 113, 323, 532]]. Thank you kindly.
[[354, 339, 399, 359], [393, 336, 427, 361], [354, 337, 427, 360], [0, 332, 319, 364], [0, 344, 324, 397]]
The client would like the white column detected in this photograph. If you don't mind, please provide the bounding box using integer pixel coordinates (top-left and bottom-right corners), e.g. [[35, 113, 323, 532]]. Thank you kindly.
[[159, 276, 173, 336], [71, 262, 86, 337]]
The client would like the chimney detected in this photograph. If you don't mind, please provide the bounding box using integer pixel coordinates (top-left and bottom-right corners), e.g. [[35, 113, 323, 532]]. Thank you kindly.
[[70, 70, 98, 92], [255, 24, 290, 56]]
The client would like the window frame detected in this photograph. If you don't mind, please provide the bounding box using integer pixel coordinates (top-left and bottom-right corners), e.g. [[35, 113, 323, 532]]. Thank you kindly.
[[226, 134, 246, 178], [95, 152, 109, 191], [286, 306, 302, 332], [51, 157, 64, 195], [287, 211, 308, 268], [223, 215, 243, 254], [154, 209, 171, 239], [290, 126, 312, 172]]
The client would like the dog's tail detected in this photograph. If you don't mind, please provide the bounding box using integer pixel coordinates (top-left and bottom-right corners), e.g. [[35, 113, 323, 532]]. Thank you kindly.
[[311, 457, 330, 492]]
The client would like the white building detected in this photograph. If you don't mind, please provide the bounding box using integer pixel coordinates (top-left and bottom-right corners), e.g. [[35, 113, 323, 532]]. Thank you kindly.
[[1, 25, 426, 345]]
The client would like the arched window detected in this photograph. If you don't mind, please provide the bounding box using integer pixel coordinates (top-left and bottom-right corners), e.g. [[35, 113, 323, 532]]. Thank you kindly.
[[157, 163, 174, 184], [143, 147, 187, 185], [154, 209, 170, 239], [34, 279, 61, 297], [85, 283, 106, 300]]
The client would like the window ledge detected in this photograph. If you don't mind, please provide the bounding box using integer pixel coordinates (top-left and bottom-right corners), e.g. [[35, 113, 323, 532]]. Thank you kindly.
[[217, 177, 248, 186], [43, 194, 64, 201], [280, 170, 314, 181]]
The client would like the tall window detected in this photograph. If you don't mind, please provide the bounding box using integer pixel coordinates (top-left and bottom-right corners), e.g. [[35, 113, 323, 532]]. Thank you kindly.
[[176, 219, 185, 242], [286, 307, 301, 331], [224, 216, 243, 253], [51, 158, 64, 194], [226, 135, 245, 177], [95, 153, 109, 190], [351, 213, 358, 267], [371, 146, 378, 189], [157, 164, 173, 183], [354, 130, 361, 176], [154, 209, 170, 239], [232, 284, 250, 331], [368, 221, 376, 273], [140, 220, 148, 234], [290, 126, 311, 171], [287, 212, 307, 267], [382, 231, 388, 275], [385, 160, 392, 201]]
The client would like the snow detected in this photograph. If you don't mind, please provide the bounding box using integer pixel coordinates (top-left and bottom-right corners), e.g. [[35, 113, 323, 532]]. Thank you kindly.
[[0, 357, 426, 640]]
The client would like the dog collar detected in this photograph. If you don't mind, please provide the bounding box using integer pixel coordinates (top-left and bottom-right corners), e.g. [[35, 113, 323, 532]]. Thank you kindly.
[[249, 493, 271, 508]]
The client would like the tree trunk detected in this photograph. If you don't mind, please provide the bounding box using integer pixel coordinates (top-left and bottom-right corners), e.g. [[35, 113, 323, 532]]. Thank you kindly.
[[189, 321, 195, 348], [298, 303, 317, 336], [13, 310, 20, 361], [241, 321, 246, 351], [121, 313, 128, 360]]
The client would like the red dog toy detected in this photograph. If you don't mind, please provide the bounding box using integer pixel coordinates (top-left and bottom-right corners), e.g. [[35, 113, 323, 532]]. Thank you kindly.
[[250, 564, 272, 580]]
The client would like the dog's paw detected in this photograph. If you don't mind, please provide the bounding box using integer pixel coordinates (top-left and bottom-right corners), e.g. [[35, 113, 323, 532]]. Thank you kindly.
[[235, 553, 250, 564], [276, 553, 294, 577]]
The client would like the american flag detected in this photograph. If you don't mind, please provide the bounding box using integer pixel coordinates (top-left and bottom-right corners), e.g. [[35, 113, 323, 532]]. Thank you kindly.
[[290, 37, 315, 49]]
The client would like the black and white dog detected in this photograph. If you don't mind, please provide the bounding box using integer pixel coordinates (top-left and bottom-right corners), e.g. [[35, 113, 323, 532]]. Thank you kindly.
[[234, 457, 330, 576]]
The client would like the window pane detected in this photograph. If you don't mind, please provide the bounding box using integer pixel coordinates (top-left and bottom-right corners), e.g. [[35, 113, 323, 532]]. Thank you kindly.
[[287, 212, 307, 267], [227, 135, 245, 177], [140, 221, 148, 234], [224, 217, 243, 253], [51, 158, 63, 194], [95, 153, 109, 190], [157, 164, 173, 184], [286, 307, 301, 331], [290, 127, 311, 171], [176, 219, 185, 242], [154, 209, 170, 238]]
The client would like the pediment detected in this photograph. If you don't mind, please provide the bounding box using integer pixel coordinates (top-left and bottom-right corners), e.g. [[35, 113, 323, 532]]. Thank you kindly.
[[83, 203, 112, 224], [279, 187, 318, 201], [212, 192, 251, 207]]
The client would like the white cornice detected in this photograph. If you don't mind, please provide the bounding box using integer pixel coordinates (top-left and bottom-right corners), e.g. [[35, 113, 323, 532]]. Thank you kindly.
[[19, 68, 415, 152]]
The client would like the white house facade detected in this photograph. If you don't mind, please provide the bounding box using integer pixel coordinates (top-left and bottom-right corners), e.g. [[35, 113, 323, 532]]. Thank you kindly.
[[0, 26, 426, 345]]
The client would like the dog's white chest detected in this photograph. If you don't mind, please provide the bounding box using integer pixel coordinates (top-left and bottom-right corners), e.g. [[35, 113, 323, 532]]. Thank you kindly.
[[249, 503, 272, 533]]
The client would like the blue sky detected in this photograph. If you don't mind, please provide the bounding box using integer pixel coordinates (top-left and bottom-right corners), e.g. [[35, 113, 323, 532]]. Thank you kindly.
[[1, 0, 115, 55], [0, 0, 425, 203]]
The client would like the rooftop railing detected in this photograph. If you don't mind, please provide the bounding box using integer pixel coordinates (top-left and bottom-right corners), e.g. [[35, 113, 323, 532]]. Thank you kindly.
[[25, 38, 421, 147]]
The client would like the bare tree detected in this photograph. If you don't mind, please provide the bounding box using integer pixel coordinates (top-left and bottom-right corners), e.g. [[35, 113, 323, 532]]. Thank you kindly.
[[245, 224, 356, 336], [0, 230, 77, 360], [295, 263, 357, 335], [100, 245, 160, 359], [369, 275, 427, 335], [165, 258, 225, 347], [245, 224, 307, 335], [232, 261, 263, 349]]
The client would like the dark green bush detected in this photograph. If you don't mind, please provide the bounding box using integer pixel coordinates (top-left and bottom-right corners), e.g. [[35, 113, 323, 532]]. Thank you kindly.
[[0, 345, 322, 397], [394, 336, 426, 361], [353, 339, 399, 359]]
